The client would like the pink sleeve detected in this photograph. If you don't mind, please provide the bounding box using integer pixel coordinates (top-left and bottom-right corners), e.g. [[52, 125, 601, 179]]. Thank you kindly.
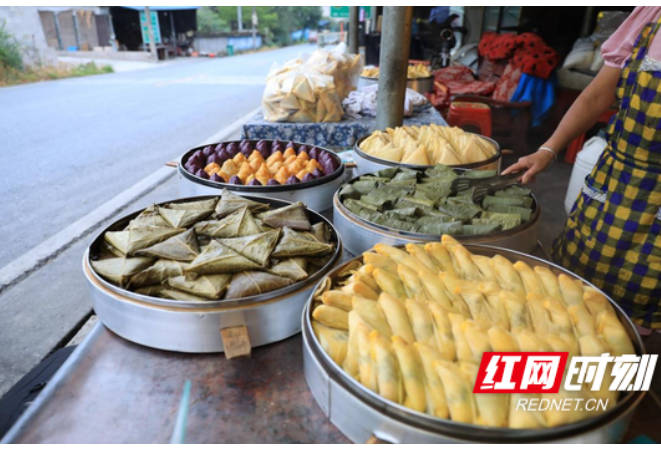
[[601, 6, 661, 68]]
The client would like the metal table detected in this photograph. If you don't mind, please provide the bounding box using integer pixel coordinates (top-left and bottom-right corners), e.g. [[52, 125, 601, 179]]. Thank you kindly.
[[5, 242, 657, 444]]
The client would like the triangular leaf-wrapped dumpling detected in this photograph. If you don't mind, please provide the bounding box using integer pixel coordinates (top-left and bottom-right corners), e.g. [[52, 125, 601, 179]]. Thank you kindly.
[[157, 207, 213, 228], [168, 273, 232, 300], [214, 189, 268, 218], [125, 226, 185, 255], [311, 222, 331, 243], [129, 259, 189, 288], [135, 228, 200, 262], [166, 198, 218, 211], [194, 206, 262, 238], [219, 229, 280, 266], [267, 258, 308, 281], [262, 202, 311, 231], [135, 284, 168, 297], [127, 206, 170, 230], [104, 231, 130, 254], [160, 288, 208, 302], [91, 257, 154, 287], [225, 271, 293, 299], [272, 227, 334, 258], [186, 240, 261, 275]]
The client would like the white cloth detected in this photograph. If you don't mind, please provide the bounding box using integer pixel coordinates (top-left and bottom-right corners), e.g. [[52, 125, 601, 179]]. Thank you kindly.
[[342, 85, 428, 119]]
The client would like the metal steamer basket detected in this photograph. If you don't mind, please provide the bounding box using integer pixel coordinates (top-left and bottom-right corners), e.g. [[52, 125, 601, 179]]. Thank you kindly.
[[333, 173, 540, 255], [359, 75, 435, 94], [84, 196, 343, 354], [353, 134, 503, 176], [178, 140, 346, 212], [303, 245, 646, 444]]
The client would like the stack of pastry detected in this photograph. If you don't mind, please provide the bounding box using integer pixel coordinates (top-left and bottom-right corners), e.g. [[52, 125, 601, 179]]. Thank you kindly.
[[205, 148, 324, 185], [311, 236, 635, 428], [359, 125, 496, 166]]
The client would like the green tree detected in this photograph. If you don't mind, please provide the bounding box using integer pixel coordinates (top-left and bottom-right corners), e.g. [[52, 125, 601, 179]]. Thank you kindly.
[[0, 19, 23, 71], [196, 7, 321, 46]]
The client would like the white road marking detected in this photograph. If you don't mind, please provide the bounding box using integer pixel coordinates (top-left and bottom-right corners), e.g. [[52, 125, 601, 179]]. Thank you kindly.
[[0, 106, 261, 293]]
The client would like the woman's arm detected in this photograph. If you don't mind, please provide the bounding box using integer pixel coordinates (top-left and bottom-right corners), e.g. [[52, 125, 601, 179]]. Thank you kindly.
[[502, 65, 621, 183]]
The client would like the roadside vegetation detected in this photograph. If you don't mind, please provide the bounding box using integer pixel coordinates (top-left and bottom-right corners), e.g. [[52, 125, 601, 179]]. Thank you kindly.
[[197, 6, 322, 47], [0, 20, 113, 87]]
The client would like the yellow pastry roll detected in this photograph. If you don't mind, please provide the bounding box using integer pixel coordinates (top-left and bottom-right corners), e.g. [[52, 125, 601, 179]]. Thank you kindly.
[[392, 336, 427, 412], [449, 313, 473, 361], [534, 266, 563, 301], [378, 293, 416, 345], [357, 324, 378, 392], [370, 331, 404, 403], [487, 326, 519, 352], [472, 255, 499, 283], [433, 360, 476, 424], [461, 362, 509, 427], [363, 252, 398, 274], [373, 268, 407, 299], [500, 290, 529, 333], [490, 255, 526, 296], [341, 280, 379, 300], [568, 304, 596, 337], [312, 305, 349, 330], [558, 274, 584, 306], [424, 242, 456, 275], [321, 290, 355, 311], [514, 261, 545, 296], [427, 302, 457, 361], [456, 284, 493, 330], [583, 287, 615, 318], [415, 342, 450, 419], [515, 329, 551, 352], [352, 296, 392, 338], [312, 321, 348, 366], [509, 394, 547, 429], [405, 298, 435, 347], [596, 309, 635, 356], [406, 243, 440, 272], [462, 319, 492, 363]]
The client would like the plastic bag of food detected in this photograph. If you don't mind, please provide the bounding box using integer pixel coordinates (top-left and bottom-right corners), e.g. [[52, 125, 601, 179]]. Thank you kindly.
[[262, 63, 344, 123], [303, 42, 364, 100]]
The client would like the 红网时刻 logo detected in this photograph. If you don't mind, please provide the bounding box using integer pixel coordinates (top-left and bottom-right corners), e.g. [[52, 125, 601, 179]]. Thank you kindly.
[[473, 352, 657, 394]]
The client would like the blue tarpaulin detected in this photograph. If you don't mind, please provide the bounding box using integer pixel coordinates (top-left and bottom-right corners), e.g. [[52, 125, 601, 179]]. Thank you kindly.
[[120, 6, 199, 11]]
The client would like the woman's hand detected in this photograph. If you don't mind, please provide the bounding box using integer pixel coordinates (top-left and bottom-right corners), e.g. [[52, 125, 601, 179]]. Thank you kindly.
[[501, 149, 555, 184]]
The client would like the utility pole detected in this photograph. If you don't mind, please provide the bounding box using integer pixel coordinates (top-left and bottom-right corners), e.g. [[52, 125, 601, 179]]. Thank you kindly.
[[252, 6, 257, 49], [237, 6, 243, 32], [349, 6, 359, 54], [144, 6, 157, 61], [376, 6, 413, 130]]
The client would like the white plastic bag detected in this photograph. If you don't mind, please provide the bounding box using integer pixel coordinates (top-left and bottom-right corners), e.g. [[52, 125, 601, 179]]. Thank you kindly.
[[303, 43, 364, 101], [262, 63, 344, 123]]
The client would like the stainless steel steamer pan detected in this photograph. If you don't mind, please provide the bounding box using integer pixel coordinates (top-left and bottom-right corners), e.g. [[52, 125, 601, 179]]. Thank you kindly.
[[84, 195, 343, 353], [178, 140, 345, 212], [333, 185, 540, 255], [353, 134, 502, 176], [303, 246, 646, 444]]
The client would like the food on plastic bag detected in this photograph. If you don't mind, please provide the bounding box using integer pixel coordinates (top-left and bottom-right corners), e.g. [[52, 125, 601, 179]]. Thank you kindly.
[[261, 43, 363, 123], [362, 63, 432, 79]]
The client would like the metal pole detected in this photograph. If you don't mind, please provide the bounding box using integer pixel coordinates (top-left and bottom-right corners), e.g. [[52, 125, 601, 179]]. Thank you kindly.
[[144, 6, 157, 61], [251, 6, 257, 49], [53, 13, 63, 50], [169, 12, 176, 43], [376, 6, 413, 130], [72, 10, 81, 49], [580, 6, 595, 37], [349, 6, 359, 54], [237, 6, 243, 32]]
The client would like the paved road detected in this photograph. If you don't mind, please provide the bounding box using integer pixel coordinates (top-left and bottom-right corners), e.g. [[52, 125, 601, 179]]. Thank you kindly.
[[0, 44, 316, 268]]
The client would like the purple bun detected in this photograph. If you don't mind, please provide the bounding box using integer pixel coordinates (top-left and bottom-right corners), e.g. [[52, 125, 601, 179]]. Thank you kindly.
[[240, 146, 252, 157], [286, 141, 296, 151], [202, 146, 214, 157], [248, 179, 262, 186], [267, 179, 280, 186], [308, 147, 319, 160], [312, 168, 325, 178], [285, 175, 300, 185], [226, 142, 239, 158], [214, 143, 226, 153], [298, 144, 309, 154], [210, 173, 224, 182], [229, 175, 242, 185], [196, 169, 209, 180], [217, 149, 230, 162], [302, 173, 315, 183]]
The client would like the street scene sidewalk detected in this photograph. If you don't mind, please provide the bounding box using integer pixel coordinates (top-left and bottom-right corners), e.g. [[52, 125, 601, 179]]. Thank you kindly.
[[0, 43, 316, 398]]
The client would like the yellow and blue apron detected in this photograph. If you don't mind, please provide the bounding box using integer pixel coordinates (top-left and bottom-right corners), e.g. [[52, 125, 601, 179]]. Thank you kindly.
[[552, 18, 661, 328]]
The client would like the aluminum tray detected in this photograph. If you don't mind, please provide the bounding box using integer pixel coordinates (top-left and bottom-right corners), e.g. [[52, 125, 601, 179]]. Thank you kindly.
[[84, 195, 343, 353], [178, 140, 346, 212], [333, 174, 540, 255], [303, 245, 646, 443], [353, 134, 502, 176]]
